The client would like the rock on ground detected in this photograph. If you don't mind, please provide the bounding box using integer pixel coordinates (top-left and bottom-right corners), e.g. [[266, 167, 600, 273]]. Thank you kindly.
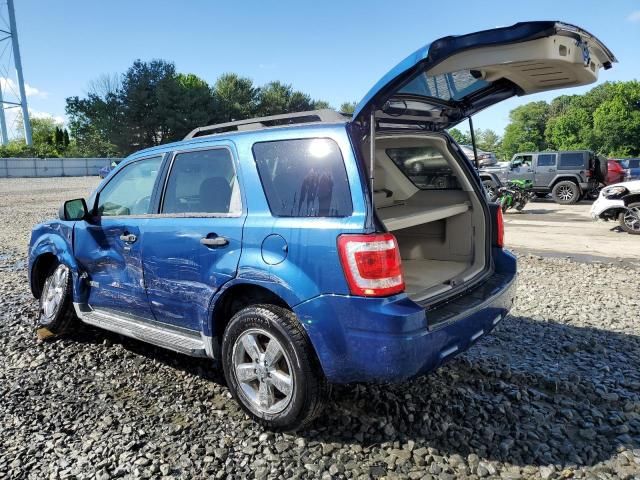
[[0, 177, 639, 479]]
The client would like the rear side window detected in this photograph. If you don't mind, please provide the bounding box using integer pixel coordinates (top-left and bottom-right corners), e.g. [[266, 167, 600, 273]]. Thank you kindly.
[[386, 147, 461, 190], [162, 149, 241, 215], [537, 154, 556, 167], [252, 138, 352, 217], [559, 153, 585, 169]]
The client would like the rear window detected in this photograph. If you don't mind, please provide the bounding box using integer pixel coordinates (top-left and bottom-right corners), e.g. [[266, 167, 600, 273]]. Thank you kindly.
[[386, 147, 461, 190], [399, 70, 489, 102], [537, 154, 556, 167], [252, 138, 352, 217], [558, 152, 585, 169]]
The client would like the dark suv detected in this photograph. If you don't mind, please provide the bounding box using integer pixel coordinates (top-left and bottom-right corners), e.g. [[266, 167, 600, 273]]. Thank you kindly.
[[480, 150, 607, 204], [27, 22, 614, 429]]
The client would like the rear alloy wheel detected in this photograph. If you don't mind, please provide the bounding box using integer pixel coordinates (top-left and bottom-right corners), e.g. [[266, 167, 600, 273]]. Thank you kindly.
[[552, 181, 580, 205], [222, 304, 329, 430], [619, 202, 640, 235], [37, 263, 77, 338], [483, 180, 498, 202]]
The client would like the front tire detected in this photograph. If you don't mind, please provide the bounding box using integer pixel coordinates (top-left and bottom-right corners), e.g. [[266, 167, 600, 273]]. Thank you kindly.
[[37, 263, 77, 338], [221, 304, 329, 430], [552, 181, 580, 205], [483, 180, 498, 202], [619, 202, 640, 235]]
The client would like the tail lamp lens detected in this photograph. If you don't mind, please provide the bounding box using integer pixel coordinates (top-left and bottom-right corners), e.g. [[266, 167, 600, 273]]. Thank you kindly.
[[496, 207, 505, 248], [337, 233, 405, 297]]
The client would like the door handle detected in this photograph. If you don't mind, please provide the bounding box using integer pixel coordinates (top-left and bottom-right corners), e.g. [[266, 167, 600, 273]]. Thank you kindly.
[[200, 235, 229, 247], [527, 169, 533, 172], [549, 169, 556, 172], [119, 233, 137, 243]]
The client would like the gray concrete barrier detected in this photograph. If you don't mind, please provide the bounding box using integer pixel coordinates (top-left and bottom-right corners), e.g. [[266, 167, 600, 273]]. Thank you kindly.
[[0, 158, 122, 178]]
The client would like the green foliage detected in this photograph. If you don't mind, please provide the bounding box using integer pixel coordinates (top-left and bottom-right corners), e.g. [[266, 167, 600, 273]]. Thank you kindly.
[[61, 61, 333, 157], [0, 115, 73, 158], [339, 102, 357, 115], [504, 81, 640, 159], [500, 101, 550, 159], [447, 128, 471, 145]]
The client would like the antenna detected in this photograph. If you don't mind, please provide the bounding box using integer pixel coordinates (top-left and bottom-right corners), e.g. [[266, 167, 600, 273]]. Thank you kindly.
[[0, 0, 32, 145]]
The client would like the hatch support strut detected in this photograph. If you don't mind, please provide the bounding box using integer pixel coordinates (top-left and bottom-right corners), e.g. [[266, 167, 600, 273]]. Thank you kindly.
[[369, 107, 376, 200], [468, 116, 479, 169]]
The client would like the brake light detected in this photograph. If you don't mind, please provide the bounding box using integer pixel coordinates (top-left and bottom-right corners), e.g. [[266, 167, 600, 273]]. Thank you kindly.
[[496, 208, 504, 248], [337, 233, 405, 297], [585, 170, 592, 177]]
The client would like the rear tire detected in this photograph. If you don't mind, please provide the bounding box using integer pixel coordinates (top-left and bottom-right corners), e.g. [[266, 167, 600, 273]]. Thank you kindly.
[[221, 304, 330, 431], [37, 263, 78, 338], [552, 181, 580, 205], [619, 202, 640, 235]]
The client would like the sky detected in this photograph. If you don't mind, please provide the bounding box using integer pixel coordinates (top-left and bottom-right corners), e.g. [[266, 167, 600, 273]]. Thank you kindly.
[[5, 0, 640, 138]]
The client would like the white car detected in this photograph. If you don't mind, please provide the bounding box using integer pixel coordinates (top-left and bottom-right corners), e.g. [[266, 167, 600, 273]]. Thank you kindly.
[[591, 180, 640, 234]]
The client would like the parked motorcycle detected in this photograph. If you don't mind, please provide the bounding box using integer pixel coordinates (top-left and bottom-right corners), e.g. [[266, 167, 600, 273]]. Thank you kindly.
[[497, 179, 535, 213]]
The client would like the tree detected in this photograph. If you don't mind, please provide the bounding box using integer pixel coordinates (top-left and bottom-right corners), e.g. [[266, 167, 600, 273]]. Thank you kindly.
[[500, 101, 550, 159], [63, 59, 332, 157], [212, 73, 258, 122], [256, 81, 316, 117], [592, 82, 640, 156], [339, 102, 357, 115], [447, 128, 472, 145], [476, 129, 501, 153], [67, 60, 215, 155]]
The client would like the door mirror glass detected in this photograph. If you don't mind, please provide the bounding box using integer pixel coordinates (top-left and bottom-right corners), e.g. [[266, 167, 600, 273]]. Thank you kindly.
[[60, 198, 88, 221], [511, 160, 522, 169]]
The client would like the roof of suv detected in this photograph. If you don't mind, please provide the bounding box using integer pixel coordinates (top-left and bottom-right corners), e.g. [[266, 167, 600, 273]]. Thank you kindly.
[[185, 109, 350, 140]]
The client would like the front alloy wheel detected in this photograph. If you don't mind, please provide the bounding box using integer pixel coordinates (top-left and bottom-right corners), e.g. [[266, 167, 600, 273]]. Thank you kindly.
[[37, 262, 78, 337], [619, 203, 640, 235]]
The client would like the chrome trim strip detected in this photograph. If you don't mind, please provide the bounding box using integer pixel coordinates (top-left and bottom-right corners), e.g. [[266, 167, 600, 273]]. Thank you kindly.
[[471, 330, 484, 341], [439, 345, 459, 359]]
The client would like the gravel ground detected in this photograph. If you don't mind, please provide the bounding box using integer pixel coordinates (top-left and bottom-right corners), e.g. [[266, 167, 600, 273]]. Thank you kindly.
[[1, 177, 639, 480]]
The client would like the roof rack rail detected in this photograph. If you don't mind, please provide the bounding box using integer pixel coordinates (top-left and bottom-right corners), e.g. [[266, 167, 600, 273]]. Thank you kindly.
[[184, 109, 348, 140]]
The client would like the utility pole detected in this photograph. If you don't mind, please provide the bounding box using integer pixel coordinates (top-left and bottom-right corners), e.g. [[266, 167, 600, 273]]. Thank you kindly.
[[0, 0, 32, 145]]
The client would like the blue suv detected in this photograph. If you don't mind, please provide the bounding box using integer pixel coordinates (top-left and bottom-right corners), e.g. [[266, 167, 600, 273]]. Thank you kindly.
[[28, 22, 614, 429]]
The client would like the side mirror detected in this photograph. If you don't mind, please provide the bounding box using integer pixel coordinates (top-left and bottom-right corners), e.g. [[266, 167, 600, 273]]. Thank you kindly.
[[59, 198, 89, 221], [510, 161, 521, 169]]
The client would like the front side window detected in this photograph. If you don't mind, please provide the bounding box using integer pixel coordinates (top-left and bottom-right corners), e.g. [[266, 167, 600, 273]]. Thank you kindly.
[[558, 153, 585, 169], [162, 148, 241, 215], [537, 154, 556, 167], [513, 155, 533, 167], [386, 147, 461, 190], [253, 138, 352, 217], [97, 156, 162, 216]]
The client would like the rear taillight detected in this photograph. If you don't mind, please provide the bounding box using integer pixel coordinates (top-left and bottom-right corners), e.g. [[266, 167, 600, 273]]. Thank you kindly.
[[585, 169, 592, 177], [496, 208, 504, 248], [337, 233, 405, 297]]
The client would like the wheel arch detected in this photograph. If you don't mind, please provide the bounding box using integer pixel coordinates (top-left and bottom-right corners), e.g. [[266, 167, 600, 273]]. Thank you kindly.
[[209, 282, 290, 350], [623, 193, 640, 206], [29, 234, 79, 299], [550, 175, 582, 189]]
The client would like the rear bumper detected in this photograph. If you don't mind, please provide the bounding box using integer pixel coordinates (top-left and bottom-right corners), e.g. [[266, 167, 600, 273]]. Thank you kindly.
[[295, 248, 517, 383]]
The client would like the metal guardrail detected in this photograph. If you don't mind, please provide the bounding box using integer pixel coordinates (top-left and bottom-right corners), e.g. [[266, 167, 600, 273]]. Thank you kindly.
[[0, 158, 123, 178]]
